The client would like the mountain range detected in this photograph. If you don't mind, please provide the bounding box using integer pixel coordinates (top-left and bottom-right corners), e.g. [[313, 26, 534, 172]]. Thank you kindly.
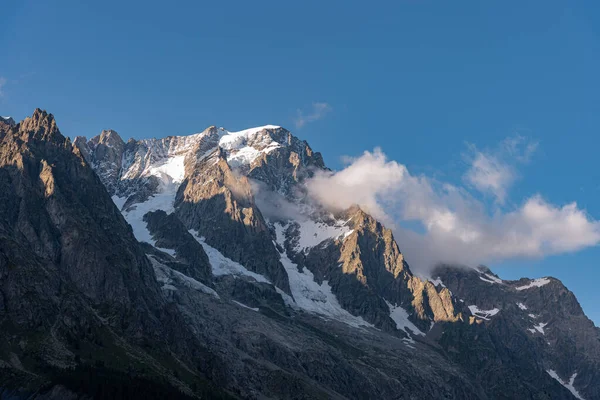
[[0, 110, 598, 399]]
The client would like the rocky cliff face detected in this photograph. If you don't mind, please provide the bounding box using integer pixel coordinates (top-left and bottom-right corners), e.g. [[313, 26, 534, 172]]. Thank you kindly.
[[0, 116, 15, 126], [0, 110, 234, 399], [174, 147, 291, 294], [1, 110, 598, 399], [433, 265, 600, 400]]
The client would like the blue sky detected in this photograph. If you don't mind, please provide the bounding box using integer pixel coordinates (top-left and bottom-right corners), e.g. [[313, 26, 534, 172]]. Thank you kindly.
[[1, 1, 599, 324]]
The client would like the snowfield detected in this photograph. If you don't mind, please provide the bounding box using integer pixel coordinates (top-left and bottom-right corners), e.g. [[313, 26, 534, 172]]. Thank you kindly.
[[528, 322, 548, 335], [516, 278, 551, 291], [546, 370, 585, 400], [219, 125, 283, 168], [189, 230, 271, 283], [468, 305, 500, 321], [274, 223, 373, 328], [386, 301, 425, 337]]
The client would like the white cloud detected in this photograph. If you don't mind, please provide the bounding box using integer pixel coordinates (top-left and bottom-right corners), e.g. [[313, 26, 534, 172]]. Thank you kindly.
[[306, 147, 600, 273], [464, 136, 538, 203], [502, 135, 539, 163], [464, 151, 514, 204], [294, 102, 332, 128], [0, 77, 6, 97]]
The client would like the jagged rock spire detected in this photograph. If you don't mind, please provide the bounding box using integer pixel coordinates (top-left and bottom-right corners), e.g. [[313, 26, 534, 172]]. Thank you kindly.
[[19, 108, 65, 144]]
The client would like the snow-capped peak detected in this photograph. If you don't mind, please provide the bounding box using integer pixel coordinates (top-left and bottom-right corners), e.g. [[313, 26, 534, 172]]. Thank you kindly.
[[218, 125, 284, 168], [102, 125, 287, 247], [221, 125, 281, 138]]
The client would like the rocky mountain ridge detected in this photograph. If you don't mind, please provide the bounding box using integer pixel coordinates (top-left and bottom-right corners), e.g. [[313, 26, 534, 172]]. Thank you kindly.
[[0, 109, 598, 399], [75, 123, 463, 334]]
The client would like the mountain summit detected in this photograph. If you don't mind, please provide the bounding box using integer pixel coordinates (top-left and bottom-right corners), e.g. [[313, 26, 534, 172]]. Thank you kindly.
[[1, 109, 598, 399]]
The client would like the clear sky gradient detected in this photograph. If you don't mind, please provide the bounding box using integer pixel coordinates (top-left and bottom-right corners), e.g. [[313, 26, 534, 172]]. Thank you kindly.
[[2, 1, 599, 324]]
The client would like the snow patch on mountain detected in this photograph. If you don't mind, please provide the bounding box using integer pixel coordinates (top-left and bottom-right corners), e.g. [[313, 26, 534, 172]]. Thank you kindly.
[[111, 192, 178, 256], [189, 230, 271, 284], [111, 195, 127, 211], [137, 131, 210, 159], [546, 370, 585, 400], [232, 300, 259, 312], [430, 277, 446, 287], [517, 302, 528, 310], [148, 254, 218, 298], [468, 305, 500, 320], [119, 192, 176, 246], [274, 223, 372, 328], [386, 301, 425, 336], [120, 131, 212, 188], [516, 278, 551, 290], [146, 154, 187, 183], [529, 322, 548, 335], [294, 218, 353, 253], [476, 270, 503, 284]]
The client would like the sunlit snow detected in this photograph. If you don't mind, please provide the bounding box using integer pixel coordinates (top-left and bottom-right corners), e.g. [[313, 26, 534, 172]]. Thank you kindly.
[[219, 125, 282, 167], [112, 138, 190, 249], [146, 154, 186, 183], [517, 302, 528, 310], [294, 218, 353, 253], [274, 223, 372, 328]]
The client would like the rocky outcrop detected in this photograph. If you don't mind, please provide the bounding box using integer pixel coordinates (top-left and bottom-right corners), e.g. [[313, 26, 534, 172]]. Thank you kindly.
[[74, 129, 125, 195], [294, 208, 460, 333], [143, 210, 212, 284], [243, 127, 326, 197], [1, 110, 160, 312], [175, 148, 291, 294], [0, 116, 15, 126], [434, 264, 600, 400], [0, 110, 231, 398]]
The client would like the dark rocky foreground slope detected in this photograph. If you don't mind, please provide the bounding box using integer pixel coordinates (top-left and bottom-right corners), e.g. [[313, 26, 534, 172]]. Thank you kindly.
[[0, 110, 597, 399]]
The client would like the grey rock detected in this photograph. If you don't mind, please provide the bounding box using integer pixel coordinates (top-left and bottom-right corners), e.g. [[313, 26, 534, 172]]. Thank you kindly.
[[434, 264, 600, 400], [174, 147, 291, 295], [143, 210, 212, 284]]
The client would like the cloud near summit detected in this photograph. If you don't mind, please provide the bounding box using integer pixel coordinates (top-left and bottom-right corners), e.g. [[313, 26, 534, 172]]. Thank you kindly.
[[294, 102, 332, 128], [306, 146, 600, 272], [463, 135, 538, 204]]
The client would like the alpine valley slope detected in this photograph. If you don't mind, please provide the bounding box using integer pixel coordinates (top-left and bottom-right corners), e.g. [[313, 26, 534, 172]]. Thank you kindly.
[[0, 109, 596, 399]]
